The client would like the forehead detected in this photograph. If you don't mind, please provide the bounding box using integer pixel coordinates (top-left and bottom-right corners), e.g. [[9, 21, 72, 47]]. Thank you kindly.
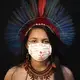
[[28, 28, 48, 39]]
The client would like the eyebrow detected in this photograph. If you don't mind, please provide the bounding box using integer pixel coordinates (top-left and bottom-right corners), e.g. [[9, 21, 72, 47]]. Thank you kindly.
[[28, 37, 37, 40], [29, 37, 49, 40], [42, 38, 49, 41]]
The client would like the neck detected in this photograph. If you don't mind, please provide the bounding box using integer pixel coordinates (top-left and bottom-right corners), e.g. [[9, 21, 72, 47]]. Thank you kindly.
[[30, 58, 50, 71]]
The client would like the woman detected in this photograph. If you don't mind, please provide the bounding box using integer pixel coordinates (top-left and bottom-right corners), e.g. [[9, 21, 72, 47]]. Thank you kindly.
[[4, 25, 74, 80], [4, 0, 75, 80]]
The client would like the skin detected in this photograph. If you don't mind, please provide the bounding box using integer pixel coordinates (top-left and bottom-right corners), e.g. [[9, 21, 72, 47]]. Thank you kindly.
[[25, 28, 51, 71]]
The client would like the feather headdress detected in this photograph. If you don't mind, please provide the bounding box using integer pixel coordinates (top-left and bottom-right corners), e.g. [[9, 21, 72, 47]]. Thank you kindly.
[[5, 0, 75, 55]]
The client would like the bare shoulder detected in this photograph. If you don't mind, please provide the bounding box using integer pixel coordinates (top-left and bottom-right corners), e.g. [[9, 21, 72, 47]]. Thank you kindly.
[[4, 66, 18, 80], [61, 65, 75, 80], [4, 64, 27, 80]]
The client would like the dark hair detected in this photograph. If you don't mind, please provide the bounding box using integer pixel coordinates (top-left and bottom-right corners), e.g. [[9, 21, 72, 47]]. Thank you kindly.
[[20, 25, 64, 80]]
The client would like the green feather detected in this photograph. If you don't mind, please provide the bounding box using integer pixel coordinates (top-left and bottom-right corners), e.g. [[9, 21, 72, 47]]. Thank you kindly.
[[29, 0, 38, 17], [46, 0, 59, 18]]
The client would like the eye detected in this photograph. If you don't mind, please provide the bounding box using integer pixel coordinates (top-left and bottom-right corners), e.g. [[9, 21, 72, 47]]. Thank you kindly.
[[28, 39, 37, 43], [43, 40, 50, 44]]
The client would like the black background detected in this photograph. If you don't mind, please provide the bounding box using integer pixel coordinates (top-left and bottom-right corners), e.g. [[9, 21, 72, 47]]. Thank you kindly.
[[1, 0, 80, 80]]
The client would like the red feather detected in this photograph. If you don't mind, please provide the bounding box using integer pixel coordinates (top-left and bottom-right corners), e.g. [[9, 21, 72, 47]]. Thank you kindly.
[[38, 0, 46, 17]]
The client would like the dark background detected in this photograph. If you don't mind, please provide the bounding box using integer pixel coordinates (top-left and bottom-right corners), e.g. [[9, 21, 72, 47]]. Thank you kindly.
[[1, 0, 80, 80]]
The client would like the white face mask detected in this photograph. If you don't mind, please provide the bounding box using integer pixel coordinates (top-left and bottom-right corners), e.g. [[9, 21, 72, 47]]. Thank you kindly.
[[27, 43, 52, 61]]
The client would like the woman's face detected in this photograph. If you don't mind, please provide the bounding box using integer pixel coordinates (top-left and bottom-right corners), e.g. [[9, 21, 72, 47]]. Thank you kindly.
[[25, 28, 52, 61], [26, 28, 50, 45]]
